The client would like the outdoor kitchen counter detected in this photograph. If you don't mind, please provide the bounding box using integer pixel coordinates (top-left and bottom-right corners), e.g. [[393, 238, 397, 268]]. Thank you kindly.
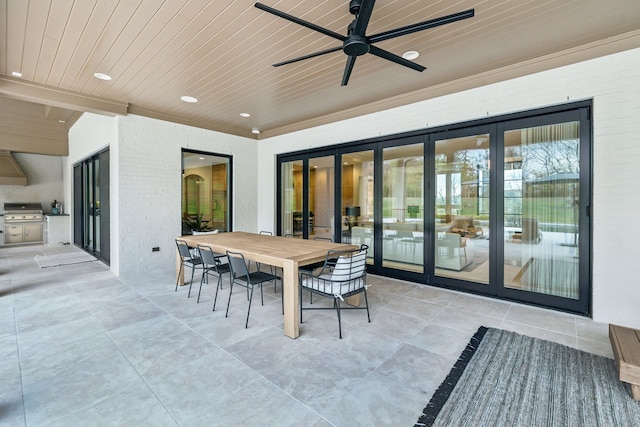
[[45, 214, 71, 246]]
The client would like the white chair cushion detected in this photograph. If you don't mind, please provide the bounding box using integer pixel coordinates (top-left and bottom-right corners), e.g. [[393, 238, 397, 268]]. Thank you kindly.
[[192, 229, 219, 235], [301, 250, 367, 298], [330, 251, 366, 281]]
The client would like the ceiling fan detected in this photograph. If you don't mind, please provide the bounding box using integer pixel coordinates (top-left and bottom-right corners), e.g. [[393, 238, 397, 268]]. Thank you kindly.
[[254, 1, 474, 86]]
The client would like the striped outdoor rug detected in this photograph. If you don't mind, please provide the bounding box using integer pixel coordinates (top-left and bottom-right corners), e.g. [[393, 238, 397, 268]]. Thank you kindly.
[[416, 327, 640, 427]]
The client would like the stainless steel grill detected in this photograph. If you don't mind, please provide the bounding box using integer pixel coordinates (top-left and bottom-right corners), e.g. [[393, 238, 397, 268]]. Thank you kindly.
[[3, 203, 44, 244], [4, 203, 44, 222]]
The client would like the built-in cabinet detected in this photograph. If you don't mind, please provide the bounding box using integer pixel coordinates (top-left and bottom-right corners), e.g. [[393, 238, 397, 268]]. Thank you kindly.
[[46, 215, 70, 246], [5, 223, 43, 244]]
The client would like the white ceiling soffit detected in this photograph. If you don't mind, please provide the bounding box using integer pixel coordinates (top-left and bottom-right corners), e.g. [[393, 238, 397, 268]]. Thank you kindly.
[[0, 0, 639, 141]]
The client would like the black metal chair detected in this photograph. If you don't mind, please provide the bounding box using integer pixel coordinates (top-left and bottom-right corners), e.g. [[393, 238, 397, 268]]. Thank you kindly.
[[299, 237, 334, 275], [175, 239, 204, 295], [301, 242, 368, 305], [299, 247, 370, 338], [225, 250, 283, 328], [196, 245, 231, 310], [256, 231, 276, 282]]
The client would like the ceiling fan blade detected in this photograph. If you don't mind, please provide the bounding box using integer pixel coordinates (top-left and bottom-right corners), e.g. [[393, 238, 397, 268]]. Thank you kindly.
[[255, 3, 346, 42], [369, 9, 474, 44], [353, 0, 376, 36], [273, 46, 342, 67], [369, 45, 426, 72], [341, 56, 357, 86]]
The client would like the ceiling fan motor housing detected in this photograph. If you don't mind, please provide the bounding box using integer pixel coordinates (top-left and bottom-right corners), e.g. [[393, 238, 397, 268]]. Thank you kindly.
[[343, 35, 370, 56]]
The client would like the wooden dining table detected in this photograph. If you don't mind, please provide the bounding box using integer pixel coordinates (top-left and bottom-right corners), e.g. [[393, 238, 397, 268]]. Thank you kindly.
[[176, 231, 358, 339]]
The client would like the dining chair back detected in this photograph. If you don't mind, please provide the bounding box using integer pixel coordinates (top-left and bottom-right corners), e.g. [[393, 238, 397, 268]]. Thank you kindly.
[[300, 247, 370, 338], [175, 239, 204, 294], [197, 245, 231, 309], [225, 250, 282, 328]]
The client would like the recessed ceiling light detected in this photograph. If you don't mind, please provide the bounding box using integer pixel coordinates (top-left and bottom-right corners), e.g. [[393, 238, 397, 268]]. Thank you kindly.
[[58, 120, 66, 123], [402, 50, 419, 60], [251, 128, 261, 135], [94, 72, 112, 81], [180, 95, 198, 103], [199, 156, 205, 160], [240, 112, 251, 118], [11, 71, 22, 78]]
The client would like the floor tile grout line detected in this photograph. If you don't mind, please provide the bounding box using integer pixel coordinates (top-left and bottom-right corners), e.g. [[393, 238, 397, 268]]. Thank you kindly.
[[58, 272, 183, 426], [10, 275, 28, 427], [115, 273, 335, 426]]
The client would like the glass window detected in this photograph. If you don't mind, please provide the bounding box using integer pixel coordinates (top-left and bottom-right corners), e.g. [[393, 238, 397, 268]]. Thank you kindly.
[[181, 150, 231, 234]]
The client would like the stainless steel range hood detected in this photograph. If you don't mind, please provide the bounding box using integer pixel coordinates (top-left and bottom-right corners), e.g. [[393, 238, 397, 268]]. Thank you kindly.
[[0, 151, 27, 185]]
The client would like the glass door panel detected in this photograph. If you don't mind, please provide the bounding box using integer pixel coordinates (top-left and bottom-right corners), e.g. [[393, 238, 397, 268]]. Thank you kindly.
[[342, 151, 374, 263], [434, 134, 490, 284], [83, 161, 93, 250], [94, 157, 101, 255], [281, 160, 303, 237], [503, 122, 580, 299], [74, 150, 110, 263], [308, 156, 335, 240], [382, 144, 424, 272]]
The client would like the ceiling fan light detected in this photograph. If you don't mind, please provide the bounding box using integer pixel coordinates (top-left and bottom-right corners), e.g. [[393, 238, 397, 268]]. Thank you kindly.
[[402, 51, 419, 60]]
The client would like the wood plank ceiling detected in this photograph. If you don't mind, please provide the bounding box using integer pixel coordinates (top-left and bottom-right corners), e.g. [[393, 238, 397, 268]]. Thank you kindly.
[[1, 0, 640, 153]]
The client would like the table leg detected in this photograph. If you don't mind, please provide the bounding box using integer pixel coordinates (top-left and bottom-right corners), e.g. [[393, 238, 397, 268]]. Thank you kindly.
[[176, 249, 185, 286], [346, 294, 361, 306], [282, 259, 300, 339]]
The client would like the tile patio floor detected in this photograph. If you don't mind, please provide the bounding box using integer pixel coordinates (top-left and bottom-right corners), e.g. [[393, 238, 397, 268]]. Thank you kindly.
[[0, 245, 612, 426]]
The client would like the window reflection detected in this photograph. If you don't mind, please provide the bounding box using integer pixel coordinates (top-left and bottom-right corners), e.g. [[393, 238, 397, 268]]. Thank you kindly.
[[435, 134, 490, 283], [182, 151, 231, 234], [342, 151, 374, 262], [382, 144, 424, 272], [503, 122, 580, 299]]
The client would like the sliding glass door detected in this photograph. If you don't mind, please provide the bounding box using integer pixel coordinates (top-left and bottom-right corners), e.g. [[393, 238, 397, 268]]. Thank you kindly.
[[498, 111, 589, 311], [341, 150, 374, 261], [73, 149, 110, 263], [277, 102, 591, 314], [381, 143, 424, 272], [309, 155, 335, 239], [433, 131, 490, 284], [279, 153, 336, 240]]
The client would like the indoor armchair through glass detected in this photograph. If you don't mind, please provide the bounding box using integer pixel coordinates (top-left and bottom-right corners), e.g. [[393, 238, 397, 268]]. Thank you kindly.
[[277, 101, 591, 315]]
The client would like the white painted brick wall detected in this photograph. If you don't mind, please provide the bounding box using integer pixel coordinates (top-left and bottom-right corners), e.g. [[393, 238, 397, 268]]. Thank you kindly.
[[116, 114, 257, 274], [258, 47, 640, 330]]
